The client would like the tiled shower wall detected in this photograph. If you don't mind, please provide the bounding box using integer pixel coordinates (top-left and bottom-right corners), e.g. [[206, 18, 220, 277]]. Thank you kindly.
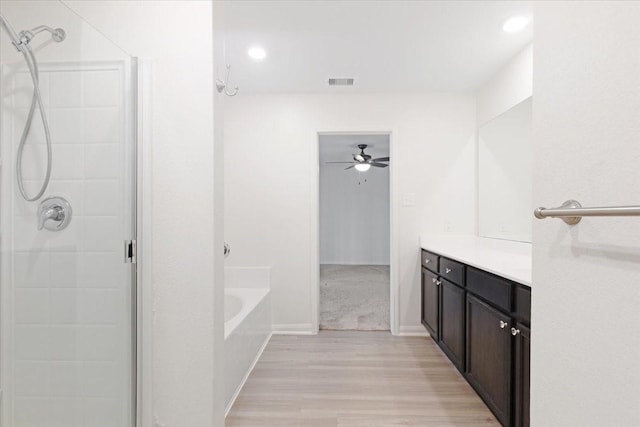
[[1, 62, 132, 426]]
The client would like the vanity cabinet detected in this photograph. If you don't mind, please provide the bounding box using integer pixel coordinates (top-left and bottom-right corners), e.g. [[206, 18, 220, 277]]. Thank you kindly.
[[420, 249, 531, 427], [421, 268, 440, 339], [466, 294, 512, 425], [513, 323, 531, 427], [439, 278, 465, 371]]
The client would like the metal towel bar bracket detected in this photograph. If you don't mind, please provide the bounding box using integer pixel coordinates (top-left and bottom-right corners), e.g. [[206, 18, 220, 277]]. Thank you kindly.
[[534, 200, 640, 225]]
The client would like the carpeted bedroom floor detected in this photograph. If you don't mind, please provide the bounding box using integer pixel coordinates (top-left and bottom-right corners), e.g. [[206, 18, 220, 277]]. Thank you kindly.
[[319, 264, 390, 331]]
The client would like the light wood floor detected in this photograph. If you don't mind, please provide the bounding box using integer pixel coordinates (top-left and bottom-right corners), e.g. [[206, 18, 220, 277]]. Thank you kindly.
[[226, 331, 499, 426]]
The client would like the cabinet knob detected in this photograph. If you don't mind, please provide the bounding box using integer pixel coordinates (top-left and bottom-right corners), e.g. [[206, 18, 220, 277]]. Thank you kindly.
[[511, 327, 521, 336], [431, 277, 437, 283], [436, 280, 441, 286], [499, 320, 508, 329], [445, 268, 452, 274], [425, 259, 430, 263]]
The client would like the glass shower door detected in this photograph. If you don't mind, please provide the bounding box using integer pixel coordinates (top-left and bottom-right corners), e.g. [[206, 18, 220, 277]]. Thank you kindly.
[[0, 2, 137, 426]]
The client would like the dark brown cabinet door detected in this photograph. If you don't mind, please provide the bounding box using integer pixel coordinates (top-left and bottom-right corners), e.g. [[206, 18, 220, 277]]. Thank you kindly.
[[514, 323, 531, 427], [439, 279, 465, 371], [421, 268, 439, 339], [466, 294, 512, 426]]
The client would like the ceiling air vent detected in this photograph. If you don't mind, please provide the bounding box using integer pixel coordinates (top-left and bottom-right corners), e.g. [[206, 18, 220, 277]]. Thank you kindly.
[[328, 78, 354, 87]]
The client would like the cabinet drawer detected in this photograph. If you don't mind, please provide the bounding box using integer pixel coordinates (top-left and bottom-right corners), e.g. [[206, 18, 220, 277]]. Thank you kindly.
[[422, 250, 438, 273], [439, 257, 465, 286], [513, 285, 531, 327], [466, 267, 511, 312]]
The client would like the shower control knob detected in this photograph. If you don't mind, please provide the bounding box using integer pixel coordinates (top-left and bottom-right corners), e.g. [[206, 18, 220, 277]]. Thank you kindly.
[[37, 196, 72, 231]]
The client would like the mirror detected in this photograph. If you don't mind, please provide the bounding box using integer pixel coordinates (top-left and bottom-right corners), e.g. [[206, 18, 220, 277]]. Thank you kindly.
[[478, 97, 532, 242]]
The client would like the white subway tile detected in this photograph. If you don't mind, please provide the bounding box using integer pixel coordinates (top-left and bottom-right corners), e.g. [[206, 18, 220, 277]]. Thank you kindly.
[[49, 326, 80, 361], [83, 70, 120, 107], [52, 144, 85, 180], [80, 326, 119, 361], [79, 252, 121, 288], [50, 289, 80, 324], [49, 71, 83, 108], [14, 326, 50, 360], [13, 215, 47, 251], [84, 108, 120, 143], [49, 108, 84, 144], [84, 180, 120, 216], [79, 290, 121, 324], [85, 144, 120, 179], [49, 362, 82, 397], [14, 361, 49, 397], [47, 398, 82, 427], [14, 397, 50, 426], [50, 252, 80, 288], [81, 398, 121, 427], [82, 363, 119, 397], [13, 252, 50, 288], [15, 289, 50, 324], [83, 217, 121, 252]]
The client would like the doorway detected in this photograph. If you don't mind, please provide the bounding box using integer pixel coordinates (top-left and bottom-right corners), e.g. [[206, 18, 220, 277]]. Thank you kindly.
[[318, 134, 390, 331]]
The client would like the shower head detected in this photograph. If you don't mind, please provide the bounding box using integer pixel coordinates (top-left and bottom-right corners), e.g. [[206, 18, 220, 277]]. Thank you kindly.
[[21, 25, 66, 44], [0, 14, 65, 51]]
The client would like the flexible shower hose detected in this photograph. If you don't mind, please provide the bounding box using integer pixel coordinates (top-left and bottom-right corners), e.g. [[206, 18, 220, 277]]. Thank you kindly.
[[15, 42, 52, 202]]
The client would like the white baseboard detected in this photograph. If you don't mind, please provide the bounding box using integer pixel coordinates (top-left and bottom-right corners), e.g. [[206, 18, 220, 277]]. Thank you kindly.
[[272, 323, 315, 335], [224, 332, 272, 418], [397, 325, 429, 337]]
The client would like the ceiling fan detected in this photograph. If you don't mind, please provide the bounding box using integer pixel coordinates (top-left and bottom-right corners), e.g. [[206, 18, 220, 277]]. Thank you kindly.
[[326, 144, 390, 171]]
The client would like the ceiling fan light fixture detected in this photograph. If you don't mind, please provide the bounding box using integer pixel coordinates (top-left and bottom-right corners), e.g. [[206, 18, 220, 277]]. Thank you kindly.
[[354, 163, 371, 172]]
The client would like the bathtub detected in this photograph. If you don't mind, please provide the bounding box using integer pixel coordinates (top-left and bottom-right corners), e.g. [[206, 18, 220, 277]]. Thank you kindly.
[[224, 267, 272, 416]]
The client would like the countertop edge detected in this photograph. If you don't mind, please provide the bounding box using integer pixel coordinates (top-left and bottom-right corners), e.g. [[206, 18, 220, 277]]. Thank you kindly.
[[420, 236, 532, 288]]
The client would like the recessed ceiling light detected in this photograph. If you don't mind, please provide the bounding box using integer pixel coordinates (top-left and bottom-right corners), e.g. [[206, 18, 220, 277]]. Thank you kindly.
[[502, 16, 529, 33], [247, 46, 267, 60]]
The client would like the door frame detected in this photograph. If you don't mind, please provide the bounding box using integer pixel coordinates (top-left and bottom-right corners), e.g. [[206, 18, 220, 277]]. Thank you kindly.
[[312, 130, 398, 335]]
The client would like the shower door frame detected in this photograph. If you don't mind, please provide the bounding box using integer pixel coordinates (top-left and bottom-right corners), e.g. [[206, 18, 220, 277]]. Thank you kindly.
[[0, 57, 143, 427]]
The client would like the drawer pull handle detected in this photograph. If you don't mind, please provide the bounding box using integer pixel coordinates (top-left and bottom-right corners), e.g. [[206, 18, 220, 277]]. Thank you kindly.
[[511, 327, 521, 336], [499, 320, 508, 329], [436, 280, 441, 286], [445, 268, 452, 274]]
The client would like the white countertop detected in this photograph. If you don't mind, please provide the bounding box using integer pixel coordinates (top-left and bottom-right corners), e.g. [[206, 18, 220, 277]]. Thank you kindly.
[[420, 235, 532, 288]]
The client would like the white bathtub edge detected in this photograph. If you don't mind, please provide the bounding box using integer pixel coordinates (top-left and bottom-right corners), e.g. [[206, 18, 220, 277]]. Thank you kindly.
[[224, 331, 272, 418]]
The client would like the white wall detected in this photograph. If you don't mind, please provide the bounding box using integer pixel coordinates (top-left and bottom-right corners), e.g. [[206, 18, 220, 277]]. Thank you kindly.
[[39, 2, 225, 426], [476, 44, 533, 126], [225, 93, 476, 333], [319, 163, 390, 265], [531, 2, 640, 425]]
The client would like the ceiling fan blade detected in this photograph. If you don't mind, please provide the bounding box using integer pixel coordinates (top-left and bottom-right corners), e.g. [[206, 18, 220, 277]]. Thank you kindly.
[[344, 165, 355, 170], [369, 162, 388, 168], [372, 157, 389, 162]]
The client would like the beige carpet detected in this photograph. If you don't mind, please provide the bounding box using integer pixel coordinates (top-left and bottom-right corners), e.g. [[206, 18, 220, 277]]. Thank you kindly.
[[319, 264, 390, 331]]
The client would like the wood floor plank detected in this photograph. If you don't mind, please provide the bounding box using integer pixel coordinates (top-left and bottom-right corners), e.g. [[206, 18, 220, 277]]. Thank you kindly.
[[226, 331, 499, 427]]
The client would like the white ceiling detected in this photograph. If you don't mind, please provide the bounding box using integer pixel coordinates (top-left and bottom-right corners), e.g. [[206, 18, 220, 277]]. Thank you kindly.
[[224, 1, 533, 93], [319, 134, 390, 164]]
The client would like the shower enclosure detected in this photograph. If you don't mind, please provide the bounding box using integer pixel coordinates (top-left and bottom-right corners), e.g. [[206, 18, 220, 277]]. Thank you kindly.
[[0, 2, 138, 426]]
